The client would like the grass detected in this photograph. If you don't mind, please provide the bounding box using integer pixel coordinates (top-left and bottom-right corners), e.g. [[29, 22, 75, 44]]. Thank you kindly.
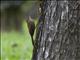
[[1, 21, 33, 60]]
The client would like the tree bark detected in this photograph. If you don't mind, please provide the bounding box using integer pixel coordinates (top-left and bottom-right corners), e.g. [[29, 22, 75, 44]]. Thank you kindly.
[[32, 0, 80, 60]]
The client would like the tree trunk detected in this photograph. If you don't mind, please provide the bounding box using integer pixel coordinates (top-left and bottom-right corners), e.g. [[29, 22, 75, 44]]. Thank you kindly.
[[32, 0, 80, 60]]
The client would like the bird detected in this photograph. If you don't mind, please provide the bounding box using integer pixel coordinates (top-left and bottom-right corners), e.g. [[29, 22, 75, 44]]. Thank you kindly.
[[26, 16, 36, 48]]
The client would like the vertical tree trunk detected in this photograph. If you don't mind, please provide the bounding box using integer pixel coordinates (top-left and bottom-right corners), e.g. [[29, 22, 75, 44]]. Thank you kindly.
[[32, 0, 80, 60]]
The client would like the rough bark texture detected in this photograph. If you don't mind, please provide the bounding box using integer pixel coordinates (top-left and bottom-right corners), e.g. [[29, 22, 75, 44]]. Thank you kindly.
[[32, 0, 80, 60]]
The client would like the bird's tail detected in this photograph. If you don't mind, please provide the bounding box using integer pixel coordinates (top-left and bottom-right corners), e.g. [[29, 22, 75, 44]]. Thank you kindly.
[[31, 37, 36, 48]]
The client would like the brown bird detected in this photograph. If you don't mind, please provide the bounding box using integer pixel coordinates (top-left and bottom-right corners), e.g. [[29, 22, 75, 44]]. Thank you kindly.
[[26, 16, 35, 48]]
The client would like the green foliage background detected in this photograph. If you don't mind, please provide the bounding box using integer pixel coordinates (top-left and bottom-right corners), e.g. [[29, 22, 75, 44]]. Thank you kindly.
[[1, 21, 33, 60]]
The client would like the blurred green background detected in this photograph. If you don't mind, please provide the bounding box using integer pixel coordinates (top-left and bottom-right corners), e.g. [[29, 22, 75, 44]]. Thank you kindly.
[[1, 0, 39, 60], [1, 21, 33, 60]]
